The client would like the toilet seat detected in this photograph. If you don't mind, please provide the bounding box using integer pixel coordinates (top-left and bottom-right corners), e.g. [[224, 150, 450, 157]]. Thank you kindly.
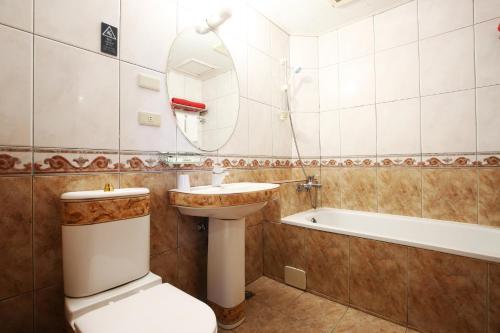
[[73, 283, 217, 333]]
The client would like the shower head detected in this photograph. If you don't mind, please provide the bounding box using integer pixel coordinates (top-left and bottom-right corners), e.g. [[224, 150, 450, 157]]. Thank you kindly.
[[293, 66, 302, 74]]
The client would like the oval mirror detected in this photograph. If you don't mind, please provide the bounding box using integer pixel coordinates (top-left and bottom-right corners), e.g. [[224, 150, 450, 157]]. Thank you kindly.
[[166, 28, 239, 151]]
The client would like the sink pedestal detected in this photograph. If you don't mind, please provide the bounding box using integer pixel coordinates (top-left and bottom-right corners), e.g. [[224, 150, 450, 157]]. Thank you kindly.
[[207, 217, 246, 329], [168, 183, 281, 329]]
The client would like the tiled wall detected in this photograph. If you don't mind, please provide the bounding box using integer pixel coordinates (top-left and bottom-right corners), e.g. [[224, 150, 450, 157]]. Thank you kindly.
[[288, 0, 500, 226], [0, 0, 296, 331], [263, 224, 500, 333], [0, 0, 292, 173]]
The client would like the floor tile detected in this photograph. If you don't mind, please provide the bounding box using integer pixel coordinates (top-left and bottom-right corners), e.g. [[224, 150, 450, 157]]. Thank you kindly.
[[333, 308, 406, 333], [286, 292, 347, 333], [246, 276, 303, 311]]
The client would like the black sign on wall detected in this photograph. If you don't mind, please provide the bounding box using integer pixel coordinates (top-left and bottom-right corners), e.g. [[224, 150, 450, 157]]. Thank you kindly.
[[101, 22, 118, 56]]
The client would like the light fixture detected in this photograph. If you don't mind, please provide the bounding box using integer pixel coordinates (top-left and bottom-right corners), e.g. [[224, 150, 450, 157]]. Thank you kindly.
[[196, 8, 232, 34]]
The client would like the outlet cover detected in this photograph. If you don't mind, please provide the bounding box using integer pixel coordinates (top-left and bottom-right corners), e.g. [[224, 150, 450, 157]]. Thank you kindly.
[[138, 112, 161, 127]]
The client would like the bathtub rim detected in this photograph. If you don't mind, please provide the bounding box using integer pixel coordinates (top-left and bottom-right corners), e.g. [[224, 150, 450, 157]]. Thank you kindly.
[[282, 208, 500, 264]]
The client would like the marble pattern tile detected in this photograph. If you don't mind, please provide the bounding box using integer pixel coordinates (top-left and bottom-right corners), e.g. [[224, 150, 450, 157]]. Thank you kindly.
[[341, 167, 377, 212], [334, 308, 406, 333], [349, 238, 408, 324], [285, 292, 347, 333], [245, 224, 263, 285], [150, 249, 178, 286], [178, 215, 207, 250], [305, 229, 349, 303], [377, 167, 421, 217], [121, 172, 179, 255], [0, 292, 33, 333], [490, 263, 500, 333], [478, 168, 500, 227], [279, 181, 312, 217], [422, 168, 478, 223], [177, 245, 207, 300], [408, 248, 487, 333], [319, 168, 341, 208], [263, 223, 305, 280], [33, 174, 119, 289], [34, 285, 65, 333], [0, 176, 32, 300]]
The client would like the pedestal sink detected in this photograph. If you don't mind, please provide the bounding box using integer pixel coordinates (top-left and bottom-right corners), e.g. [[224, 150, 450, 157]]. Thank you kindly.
[[168, 182, 279, 329]]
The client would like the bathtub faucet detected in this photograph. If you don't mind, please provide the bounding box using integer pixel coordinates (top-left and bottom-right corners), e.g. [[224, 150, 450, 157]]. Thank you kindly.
[[297, 176, 322, 192]]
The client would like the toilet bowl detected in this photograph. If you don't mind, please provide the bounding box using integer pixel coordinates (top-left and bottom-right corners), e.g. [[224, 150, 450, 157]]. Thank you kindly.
[[61, 188, 217, 333]]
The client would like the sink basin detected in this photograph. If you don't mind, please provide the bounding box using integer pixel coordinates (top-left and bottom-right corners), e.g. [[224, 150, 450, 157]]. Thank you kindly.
[[169, 182, 279, 219], [168, 182, 280, 329]]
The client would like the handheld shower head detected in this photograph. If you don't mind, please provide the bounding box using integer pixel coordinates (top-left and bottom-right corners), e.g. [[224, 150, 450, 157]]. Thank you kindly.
[[281, 66, 303, 91]]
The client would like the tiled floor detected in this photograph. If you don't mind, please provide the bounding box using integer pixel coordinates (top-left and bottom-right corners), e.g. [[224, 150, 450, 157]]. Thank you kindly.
[[221, 276, 417, 333]]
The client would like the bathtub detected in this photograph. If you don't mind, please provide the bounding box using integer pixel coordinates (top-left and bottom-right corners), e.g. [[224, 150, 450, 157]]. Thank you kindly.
[[282, 208, 500, 263]]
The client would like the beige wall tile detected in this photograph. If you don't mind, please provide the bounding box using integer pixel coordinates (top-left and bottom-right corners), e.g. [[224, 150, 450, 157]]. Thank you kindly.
[[245, 224, 263, 285], [0, 176, 32, 300], [490, 263, 500, 333], [478, 168, 500, 227], [150, 249, 178, 286], [320, 168, 341, 208], [422, 168, 477, 223], [377, 167, 421, 217], [34, 285, 65, 333], [0, 292, 33, 333], [341, 167, 377, 212], [263, 223, 305, 280], [349, 237, 408, 324], [279, 181, 312, 217], [305, 229, 349, 303], [177, 245, 207, 300], [408, 248, 487, 333]]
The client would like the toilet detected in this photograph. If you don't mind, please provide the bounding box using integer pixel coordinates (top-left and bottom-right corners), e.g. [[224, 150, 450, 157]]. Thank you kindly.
[[60, 187, 217, 333]]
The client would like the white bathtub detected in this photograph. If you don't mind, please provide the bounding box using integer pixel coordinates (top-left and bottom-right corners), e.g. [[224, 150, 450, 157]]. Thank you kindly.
[[282, 208, 500, 263]]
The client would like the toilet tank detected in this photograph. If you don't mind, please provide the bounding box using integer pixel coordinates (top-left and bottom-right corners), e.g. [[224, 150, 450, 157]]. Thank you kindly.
[[61, 188, 151, 298]]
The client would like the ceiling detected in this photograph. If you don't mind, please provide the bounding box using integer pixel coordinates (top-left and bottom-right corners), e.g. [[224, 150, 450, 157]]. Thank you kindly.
[[248, 0, 411, 35]]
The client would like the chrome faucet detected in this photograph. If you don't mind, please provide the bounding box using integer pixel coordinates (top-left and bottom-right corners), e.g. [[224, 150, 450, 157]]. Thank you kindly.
[[297, 175, 322, 192], [211, 165, 228, 187]]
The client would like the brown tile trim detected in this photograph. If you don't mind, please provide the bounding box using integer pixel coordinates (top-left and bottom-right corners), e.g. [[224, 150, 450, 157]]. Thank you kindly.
[[61, 194, 150, 225], [168, 187, 279, 208], [207, 299, 245, 327]]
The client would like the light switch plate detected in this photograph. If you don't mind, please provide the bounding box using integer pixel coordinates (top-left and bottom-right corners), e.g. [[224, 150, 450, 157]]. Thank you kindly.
[[138, 112, 161, 127], [138, 73, 161, 91]]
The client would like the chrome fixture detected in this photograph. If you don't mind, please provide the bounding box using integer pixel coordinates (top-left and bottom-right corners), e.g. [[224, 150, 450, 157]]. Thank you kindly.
[[297, 176, 322, 192], [211, 165, 228, 187], [282, 60, 320, 209]]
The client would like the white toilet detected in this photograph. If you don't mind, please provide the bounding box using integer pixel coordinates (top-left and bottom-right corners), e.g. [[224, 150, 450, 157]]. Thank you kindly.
[[60, 187, 217, 333]]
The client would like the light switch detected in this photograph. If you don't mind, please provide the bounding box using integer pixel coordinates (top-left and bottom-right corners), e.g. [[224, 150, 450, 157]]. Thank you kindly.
[[138, 112, 161, 127], [137, 73, 161, 91]]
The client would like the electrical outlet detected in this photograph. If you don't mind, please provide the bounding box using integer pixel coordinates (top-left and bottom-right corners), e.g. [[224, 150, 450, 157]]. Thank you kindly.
[[138, 112, 161, 127]]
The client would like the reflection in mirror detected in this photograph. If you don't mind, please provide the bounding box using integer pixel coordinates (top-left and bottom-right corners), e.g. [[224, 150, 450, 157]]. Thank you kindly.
[[166, 28, 239, 151]]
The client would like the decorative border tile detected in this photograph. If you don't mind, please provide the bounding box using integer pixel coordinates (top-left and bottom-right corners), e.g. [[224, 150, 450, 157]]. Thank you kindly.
[[377, 154, 421, 167], [320, 157, 342, 167], [341, 156, 377, 167], [421, 153, 476, 168], [248, 158, 273, 168], [0, 146, 32, 175], [219, 155, 250, 169], [477, 153, 500, 167], [291, 158, 321, 168], [33, 148, 119, 174], [272, 158, 292, 168]]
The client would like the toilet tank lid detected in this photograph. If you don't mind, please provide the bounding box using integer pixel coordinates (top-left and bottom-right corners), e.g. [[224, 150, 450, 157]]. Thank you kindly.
[[61, 188, 149, 200]]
